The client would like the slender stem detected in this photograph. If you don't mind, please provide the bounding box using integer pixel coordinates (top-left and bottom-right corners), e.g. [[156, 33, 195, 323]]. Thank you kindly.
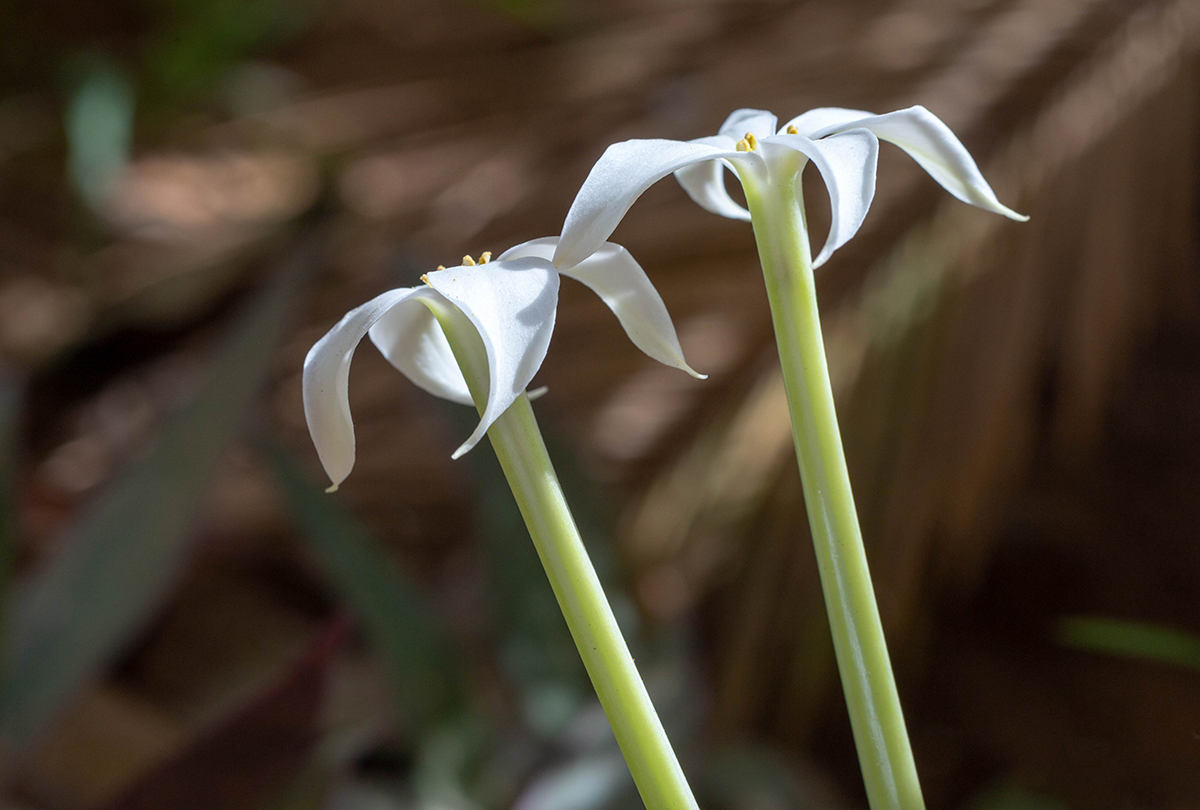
[[431, 304, 699, 810], [742, 164, 925, 810]]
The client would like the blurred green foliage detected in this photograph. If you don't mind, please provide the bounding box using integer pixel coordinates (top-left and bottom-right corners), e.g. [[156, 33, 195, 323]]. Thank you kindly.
[[266, 442, 465, 732], [66, 58, 135, 207], [1056, 615, 1200, 671], [0, 235, 317, 748], [139, 0, 320, 104], [0, 382, 18, 656]]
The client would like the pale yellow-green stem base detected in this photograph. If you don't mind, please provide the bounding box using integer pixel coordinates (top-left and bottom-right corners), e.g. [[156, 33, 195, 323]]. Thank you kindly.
[[428, 301, 698, 810], [741, 156, 925, 810]]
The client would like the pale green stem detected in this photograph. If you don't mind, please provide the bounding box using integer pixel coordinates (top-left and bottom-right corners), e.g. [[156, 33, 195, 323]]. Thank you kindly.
[[428, 302, 699, 810], [741, 158, 925, 810]]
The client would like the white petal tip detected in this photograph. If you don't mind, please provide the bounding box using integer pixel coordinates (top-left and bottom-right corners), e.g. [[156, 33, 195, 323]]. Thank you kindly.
[[527, 386, 549, 400], [980, 198, 1028, 222], [687, 368, 708, 380], [451, 439, 477, 460], [325, 483, 340, 494]]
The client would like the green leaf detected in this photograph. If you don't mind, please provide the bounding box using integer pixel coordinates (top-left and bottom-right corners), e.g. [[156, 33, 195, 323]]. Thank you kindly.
[[1055, 615, 1200, 671], [141, 0, 320, 100], [263, 443, 463, 731], [66, 58, 135, 209], [0, 380, 20, 654], [0, 237, 317, 749]]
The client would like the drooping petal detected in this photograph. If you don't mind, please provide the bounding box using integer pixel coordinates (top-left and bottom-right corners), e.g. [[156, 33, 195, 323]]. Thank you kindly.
[[555, 139, 764, 270], [811, 105, 1028, 221], [766, 128, 879, 269], [502, 237, 705, 379], [672, 136, 751, 221], [304, 286, 445, 489], [778, 107, 874, 137], [718, 109, 778, 142], [424, 257, 559, 459], [368, 296, 473, 406]]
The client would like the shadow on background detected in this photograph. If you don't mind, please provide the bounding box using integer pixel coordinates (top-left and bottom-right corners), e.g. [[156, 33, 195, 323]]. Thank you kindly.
[[0, 0, 1198, 808]]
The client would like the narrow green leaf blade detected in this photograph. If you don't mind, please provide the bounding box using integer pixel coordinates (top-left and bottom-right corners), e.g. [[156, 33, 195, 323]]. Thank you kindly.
[[263, 444, 462, 731], [0, 238, 317, 748], [1055, 615, 1200, 671], [0, 379, 20, 654]]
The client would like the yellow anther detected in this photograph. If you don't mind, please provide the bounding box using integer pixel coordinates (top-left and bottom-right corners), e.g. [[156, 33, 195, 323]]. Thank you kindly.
[[462, 255, 476, 266], [436, 265, 446, 271], [786, 124, 798, 135], [735, 138, 750, 152], [420, 274, 430, 285], [479, 251, 492, 264], [745, 132, 758, 150]]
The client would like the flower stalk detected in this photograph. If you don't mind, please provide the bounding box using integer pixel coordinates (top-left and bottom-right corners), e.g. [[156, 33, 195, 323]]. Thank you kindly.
[[555, 102, 1024, 810], [741, 162, 925, 810], [428, 300, 699, 810]]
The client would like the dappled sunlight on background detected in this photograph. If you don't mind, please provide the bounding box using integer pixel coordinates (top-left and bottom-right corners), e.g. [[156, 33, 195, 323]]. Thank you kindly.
[[1, 0, 1199, 808]]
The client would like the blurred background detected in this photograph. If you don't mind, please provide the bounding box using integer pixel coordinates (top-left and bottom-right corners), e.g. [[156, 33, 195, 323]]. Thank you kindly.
[[1, 0, 1199, 807]]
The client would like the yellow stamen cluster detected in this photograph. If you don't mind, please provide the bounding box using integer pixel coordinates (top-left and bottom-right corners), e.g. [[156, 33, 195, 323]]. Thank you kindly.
[[734, 131, 759, 152], [425, 251, 493, 284], [786, 124, 798, 135], [459, 251, 493, 267]]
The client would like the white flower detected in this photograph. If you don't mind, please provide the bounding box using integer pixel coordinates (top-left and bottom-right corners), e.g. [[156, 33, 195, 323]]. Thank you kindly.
[[554, 106, 1027, 272], [304, 238, 702, 489]]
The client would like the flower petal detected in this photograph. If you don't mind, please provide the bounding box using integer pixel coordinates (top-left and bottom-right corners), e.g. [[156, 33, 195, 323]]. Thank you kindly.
[[555, 139, 764, 270], [718, 108, 778, 141], [424, 257, 559, 459], [766, 129, 879, 269], [812, 105, 1028, 221], [368, 296, 473, 406], [672, 136, 751, 221], [779, 107, 874, 137], [304, 286, 443, 489], [503, 237, 705, 379]]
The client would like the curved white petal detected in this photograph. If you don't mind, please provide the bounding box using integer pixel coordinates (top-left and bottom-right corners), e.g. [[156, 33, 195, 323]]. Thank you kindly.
[[718, 108, 778, 141], [766, 129, 879, 269], [813, 106, 1028, 221], [555, 139, 764, 270], [779, 107, 874, 137], [497, 236, 559, 263], [368, 297, 473, 406], [504, 236, 704, 379], [424, 258, 559, 459], [304, 286, 444, 489], [672, 136, 751, 221]]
